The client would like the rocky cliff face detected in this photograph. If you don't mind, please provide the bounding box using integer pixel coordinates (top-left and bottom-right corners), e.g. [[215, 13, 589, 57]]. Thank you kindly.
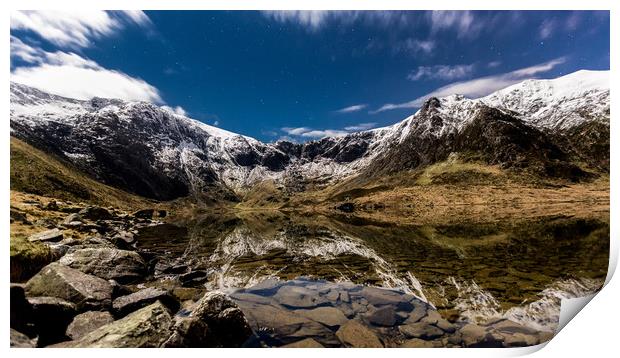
[[10, 70, 609, 201]]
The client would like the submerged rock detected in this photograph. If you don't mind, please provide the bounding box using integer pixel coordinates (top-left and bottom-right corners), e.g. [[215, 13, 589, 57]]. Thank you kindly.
[[64, 301, 173, 348], [273, 285, 328, 308], [296, 306, 348, 327], [25, 262, 113, 310], [58, 247, 147, 284], [335, 320, 383, 348], [66, 311, 115, 340]]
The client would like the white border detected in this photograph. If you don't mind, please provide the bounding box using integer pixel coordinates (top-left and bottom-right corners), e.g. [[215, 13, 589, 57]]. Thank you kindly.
[[2, 1, 616, 358]]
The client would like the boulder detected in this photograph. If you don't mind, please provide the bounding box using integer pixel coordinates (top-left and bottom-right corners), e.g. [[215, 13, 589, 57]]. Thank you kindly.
[[66, 311, 115, 340], [44, 200, 59, 211], [10, 329, 36, 348], [110, 231, 136, 249], [10, 284, 34, 335], [367, 305, 398, 326], [297, 306, 348, 327], [64, 301, 173, 347], [79, 206, 113, 220], [10, 209, 30, 224], [166, 292, 252, 347], [113, 287, 180, 317], [282, 338, 324, 348], [460, 323, 503, 347], [359, 286, 413, 310], [28, 296, 77, 346], [25, 262, 113, 311], [336, 320, 383, 347], [400, 338, 439, 348], [62, 213, 82, 226], [59, 247, 147, 284], [133, 209, 155, 219], [28, 228, 63, 243]]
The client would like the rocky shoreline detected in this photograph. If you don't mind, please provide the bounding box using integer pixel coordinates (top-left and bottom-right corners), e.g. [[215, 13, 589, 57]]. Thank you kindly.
[[10, 196, 554, 348]]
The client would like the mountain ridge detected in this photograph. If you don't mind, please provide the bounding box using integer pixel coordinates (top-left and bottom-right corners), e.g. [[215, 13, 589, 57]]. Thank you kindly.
[[10, 70, 609, 202]]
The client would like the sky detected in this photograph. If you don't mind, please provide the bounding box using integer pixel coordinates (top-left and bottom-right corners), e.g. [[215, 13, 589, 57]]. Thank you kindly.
[[10, 10, 610, 142]]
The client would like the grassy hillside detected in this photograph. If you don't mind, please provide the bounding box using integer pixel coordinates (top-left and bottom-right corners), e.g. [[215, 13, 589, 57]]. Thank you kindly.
[[10, 137, 155, 209]]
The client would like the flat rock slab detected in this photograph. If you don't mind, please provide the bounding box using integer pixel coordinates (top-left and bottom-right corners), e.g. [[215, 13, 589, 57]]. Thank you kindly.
[[367, 305, 398, 326], [273, 285, 328, 308], [336, 320, 383, 348], [296, 306, 348, 327], [399, 321, 445, 340], [113, 287, 180, 317], [66, 311, 114, 340], [28, 228, 63, 243], [25, 262, 113, 311]]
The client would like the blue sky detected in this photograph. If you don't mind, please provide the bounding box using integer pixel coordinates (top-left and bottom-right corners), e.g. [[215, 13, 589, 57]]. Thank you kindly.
[[10, 10, 610, 142]]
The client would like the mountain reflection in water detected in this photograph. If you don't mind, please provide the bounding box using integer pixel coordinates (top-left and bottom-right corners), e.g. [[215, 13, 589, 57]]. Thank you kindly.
[[135, 210, 608, 333]]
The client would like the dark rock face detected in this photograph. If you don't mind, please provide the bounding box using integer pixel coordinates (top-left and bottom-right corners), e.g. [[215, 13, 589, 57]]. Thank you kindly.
[[66, 311, 115, 340], [27, 296, 77, 346], [10, 284, 34, 336]]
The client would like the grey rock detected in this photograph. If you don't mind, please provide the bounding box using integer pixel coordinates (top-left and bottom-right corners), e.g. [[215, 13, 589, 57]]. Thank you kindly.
[[28, 228, 63, 243], [282, 337, 324, 348], [25, 262, 113, 311], [59, 247, 147, 284], [336, 320, 383, 348], [297, 306, 348, 327], [274, 285, 327, 308], [460, 323, 503, 347], [400, 338, 439, 348], [10, 329, 36, 348], [113, 287, 180, 317], [64, 301, 173, 347], [359, 286, 412, 310], [78, 206, 113, 220], [399, 321, 444, 340], [62, 213, 82, 226], [367, 305, 398, 326], [66, 311, 114, 340]]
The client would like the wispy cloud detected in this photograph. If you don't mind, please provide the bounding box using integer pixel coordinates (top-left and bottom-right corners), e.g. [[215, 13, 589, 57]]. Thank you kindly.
[[539, 19, 557, 40], [428, 11, 483, 40], [162, 105, 187, 117], [281, 121, 378, 139], [335, 104, 367, 113], [487, 61, 502, 68], [10, 10, 151, 49], [396, 39, 436, 55], [11, 37, 162, 103], [261, 10, 408, 31], [374, 57, 567, 113], [262, 10, 330, 31], [408, 64, 474, 81], [344, 122, 377, 131]]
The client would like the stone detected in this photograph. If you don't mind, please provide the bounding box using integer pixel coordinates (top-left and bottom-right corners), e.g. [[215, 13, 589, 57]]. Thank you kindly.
[[486, 318, 540, 335], [399, 322, 445, 340], [282, 338, 324, 348], [360, 286, 412, 310], [400, 338, 438, 348], [10, 329, 36, 348], [502, 332, 539, 347], [340, 291, 350, 303], [25, 262, 113, 311], [325, 289, 339, 301], [336, 320, 383, 348], [179, 269, 209, 286], [274, 285, 328, 308], [10, 284, 34, 335], [435, 317, 457, 333], [297, 306, 348, 327], [110, 231, 136, 249], [35, 218, 57, 228], [367, 305, 398, 326], [236, 300, 313, 337], [64, 301, 173, 347], [245, 277, 281, 295], [59, 247, 147, 284], [62, 213, 82, 225], [191, 292, 252, 347], [28, 296, 77, 346], [10, 209, 30, 224], [133, 209, 155, 219], [66, 311, 114, 340], [10, 236, 54, 282], [113, 287, 180, 317], [163, 315, 212, 347], [44, 200, 59, 211], [79, 206, 113, 220], [404, 304, 428, 324], [28, 228, 63, 243], [460, 323, 503, 348]]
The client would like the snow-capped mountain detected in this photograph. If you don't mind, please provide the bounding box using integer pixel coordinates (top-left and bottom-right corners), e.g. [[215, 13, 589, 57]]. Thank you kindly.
[[9, 70, 609, 201]]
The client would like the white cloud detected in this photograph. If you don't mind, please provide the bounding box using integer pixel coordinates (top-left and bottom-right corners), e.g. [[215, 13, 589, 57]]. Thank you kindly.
[[408, 64, 474, 81], [10, 10, 151, 49], [213, 120, 220, 126], [262, 11, 330, 30], [162, 105, 187, 117], [335, 104, 367, 113], [300, 129, 349, 138], [428, 11, 482, 39], [344, 122, 377, 131], [374, 57, 566, 112], [487, 61, 502, 68], [262, 11, 409, 31], [10, 38, 162, 103], [398, 39, 436, 55]]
